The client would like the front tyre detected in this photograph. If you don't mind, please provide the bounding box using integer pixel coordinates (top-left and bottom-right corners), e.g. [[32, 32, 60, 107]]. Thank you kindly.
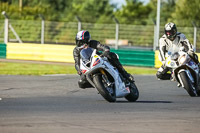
[[93, 74, 116, 102], [179, 71, 196, 97], [125, 82, 139, 102]]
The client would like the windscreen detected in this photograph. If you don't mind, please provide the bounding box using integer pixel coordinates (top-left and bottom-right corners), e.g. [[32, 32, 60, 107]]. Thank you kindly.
[[168, 47, 179, 61], [80, 47, 94, 64]]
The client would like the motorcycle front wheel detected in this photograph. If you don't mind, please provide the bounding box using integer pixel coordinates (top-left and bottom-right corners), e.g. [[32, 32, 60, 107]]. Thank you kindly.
[[179, 71, 196, 97], [93, 74, 116, 102], [125, 82, 139, 102]]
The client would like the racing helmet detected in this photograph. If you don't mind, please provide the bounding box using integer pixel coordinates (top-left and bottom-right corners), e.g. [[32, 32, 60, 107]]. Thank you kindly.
[[75, 30, 91, 48], [164, 22, 177, 41]]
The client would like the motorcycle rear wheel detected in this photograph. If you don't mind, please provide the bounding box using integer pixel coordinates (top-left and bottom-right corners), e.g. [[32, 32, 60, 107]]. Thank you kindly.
[[196, 86, 200, 96], [125, 82, 139, 102], [93, 74, 116, 102], [179, 71, 196, 97]]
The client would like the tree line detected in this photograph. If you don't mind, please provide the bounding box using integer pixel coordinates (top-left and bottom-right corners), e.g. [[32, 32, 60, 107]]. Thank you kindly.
[[0, 0, 199, 26]]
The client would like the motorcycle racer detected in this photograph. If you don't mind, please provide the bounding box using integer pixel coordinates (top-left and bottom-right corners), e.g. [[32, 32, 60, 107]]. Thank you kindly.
[[156, 22, 199, 80], [73, 30, 134, 88]]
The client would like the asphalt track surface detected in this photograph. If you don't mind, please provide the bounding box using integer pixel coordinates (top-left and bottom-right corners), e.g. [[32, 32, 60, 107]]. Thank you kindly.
[[0, 74, 200, 133]]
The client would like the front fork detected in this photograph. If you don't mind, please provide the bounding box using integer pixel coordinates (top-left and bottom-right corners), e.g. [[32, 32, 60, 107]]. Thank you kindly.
[[99, 68, 112, 87]]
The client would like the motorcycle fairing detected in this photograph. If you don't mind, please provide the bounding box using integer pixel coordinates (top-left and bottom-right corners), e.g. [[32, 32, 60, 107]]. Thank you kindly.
[[80, 49, 130, 98]]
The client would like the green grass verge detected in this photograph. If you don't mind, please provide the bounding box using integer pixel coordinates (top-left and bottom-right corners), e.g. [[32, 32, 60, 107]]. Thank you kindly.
[[0, 62, 157, 75], [124, 66, 157, 75]]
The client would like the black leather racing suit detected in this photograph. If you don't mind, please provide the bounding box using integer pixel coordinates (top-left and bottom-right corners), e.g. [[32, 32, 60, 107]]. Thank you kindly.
[[73, 40, 127, 88]]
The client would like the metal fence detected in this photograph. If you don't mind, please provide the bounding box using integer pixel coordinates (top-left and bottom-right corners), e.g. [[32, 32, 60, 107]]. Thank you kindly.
[[0, 19, 199, 51], [0, 20, 4, 41]]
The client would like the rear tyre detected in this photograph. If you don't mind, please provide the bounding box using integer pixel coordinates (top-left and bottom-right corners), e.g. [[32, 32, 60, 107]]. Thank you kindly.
[[125, 82, 139, 102], [179, 71, 196, 97], [196, 86, 200, 96], [93, 74, 116, 102]]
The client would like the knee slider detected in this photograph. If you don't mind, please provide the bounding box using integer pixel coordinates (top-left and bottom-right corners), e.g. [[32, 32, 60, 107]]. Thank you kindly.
[[78, 79, 86, 88], [78, 79, 93, 88], [156, 71, 171, 80], [156, 71, 162, 79]]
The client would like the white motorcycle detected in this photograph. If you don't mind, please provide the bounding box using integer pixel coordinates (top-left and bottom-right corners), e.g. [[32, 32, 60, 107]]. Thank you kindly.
[[79, 47, 139, 102], [165, 47, 200, 97]]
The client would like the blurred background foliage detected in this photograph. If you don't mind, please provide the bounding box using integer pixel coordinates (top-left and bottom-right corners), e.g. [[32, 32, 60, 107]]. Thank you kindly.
[[0, 0, 200, 26]]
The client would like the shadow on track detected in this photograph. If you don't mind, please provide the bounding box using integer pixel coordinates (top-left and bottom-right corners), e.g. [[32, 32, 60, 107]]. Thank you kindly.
[[115, 100, 172, 103]]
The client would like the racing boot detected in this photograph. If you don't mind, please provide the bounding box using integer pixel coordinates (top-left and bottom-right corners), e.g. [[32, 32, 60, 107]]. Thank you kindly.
[[78, 74, 93, 89]]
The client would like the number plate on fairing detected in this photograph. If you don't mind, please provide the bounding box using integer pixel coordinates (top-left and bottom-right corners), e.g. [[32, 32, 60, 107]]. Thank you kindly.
[[188, 61, 198, 70], [188, 61, 195, 66]]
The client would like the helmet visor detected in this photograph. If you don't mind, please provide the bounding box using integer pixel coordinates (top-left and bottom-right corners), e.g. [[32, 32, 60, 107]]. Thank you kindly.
[[166, 31, 173, 35], [165, 30, 176, 41]]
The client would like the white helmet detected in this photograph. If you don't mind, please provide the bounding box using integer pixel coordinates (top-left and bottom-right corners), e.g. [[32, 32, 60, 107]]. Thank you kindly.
[[75, 30, 91, 48], [164, 22, 177, 41]]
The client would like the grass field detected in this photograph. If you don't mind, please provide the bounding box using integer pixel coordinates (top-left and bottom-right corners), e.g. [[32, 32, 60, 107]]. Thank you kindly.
[[0, 61, 157, 75]]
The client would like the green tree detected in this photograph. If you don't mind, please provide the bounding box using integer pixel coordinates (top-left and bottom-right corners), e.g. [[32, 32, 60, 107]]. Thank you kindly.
[[114, 0, 152, 25], [146, 0, 176, 25], [170, 0, 200, 26], [0, 0, 52, 20], [21, 0, 73, 21], [63, 0, 115, 23], [0, 0, 74, 21]]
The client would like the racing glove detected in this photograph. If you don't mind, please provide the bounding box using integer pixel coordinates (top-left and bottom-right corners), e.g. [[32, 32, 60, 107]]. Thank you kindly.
[[188, 50, 195, 57], [77, 70, 82, 75]]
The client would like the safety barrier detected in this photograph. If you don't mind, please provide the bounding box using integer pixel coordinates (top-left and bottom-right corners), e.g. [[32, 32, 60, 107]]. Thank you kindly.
[[3, 43, 200, 68], [111, 49, 155, 67], [6, 43, 75, 63], [0, 43, 6, 58], [154, 50, 162, 68]]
